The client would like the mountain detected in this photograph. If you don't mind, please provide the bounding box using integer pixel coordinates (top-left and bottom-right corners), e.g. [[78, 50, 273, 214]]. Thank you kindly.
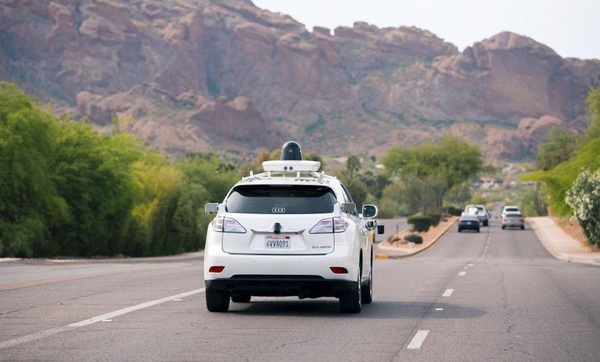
[[1, 0, 599, 162]]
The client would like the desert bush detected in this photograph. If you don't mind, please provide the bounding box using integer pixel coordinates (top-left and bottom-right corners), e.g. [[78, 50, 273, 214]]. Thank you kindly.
[[407, 215, 432, 233], [404, 234, 423, 244]]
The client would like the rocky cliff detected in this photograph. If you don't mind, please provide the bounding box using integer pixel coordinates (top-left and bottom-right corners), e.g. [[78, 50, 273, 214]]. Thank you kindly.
[[1, 0, 599, 161]]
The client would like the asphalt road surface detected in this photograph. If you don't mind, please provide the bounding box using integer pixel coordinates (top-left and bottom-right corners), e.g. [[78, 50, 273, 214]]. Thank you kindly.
[[1, 220, 600, 361]]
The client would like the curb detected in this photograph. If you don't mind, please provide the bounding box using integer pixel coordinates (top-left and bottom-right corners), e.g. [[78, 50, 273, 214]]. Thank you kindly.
[[374, 218, 458, 259], [528, 217, 600, 265]]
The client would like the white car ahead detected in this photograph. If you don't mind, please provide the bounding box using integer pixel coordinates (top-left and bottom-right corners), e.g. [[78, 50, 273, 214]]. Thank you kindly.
[[203, 141, 382, 313], [464, 204, 489, 226], [501, 205, 520, 218]]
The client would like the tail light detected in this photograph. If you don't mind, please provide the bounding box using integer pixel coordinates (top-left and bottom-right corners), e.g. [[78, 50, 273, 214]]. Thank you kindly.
[[212, 216, 247, 233], [309, 217, 348, 234]]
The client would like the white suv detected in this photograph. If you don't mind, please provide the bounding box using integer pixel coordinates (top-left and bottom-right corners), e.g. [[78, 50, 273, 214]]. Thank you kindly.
[[203, 141, 382, 313], [464, 204, 489, 226]]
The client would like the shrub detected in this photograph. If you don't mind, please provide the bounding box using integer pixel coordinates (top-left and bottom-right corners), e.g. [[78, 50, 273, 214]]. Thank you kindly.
[[446, 206, 463, 216], [427, 212, 442, 226], [407, 214, 432, 233], [404, 234, 423, 244], [566, 168, 600, 247]]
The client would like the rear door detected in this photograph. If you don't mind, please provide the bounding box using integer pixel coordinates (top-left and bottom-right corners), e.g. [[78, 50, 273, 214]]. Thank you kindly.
[[220, 184, 337, 255]]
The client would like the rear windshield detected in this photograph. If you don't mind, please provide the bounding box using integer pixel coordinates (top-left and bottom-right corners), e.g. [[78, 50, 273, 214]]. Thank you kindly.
[[225, 185, 337, 214]]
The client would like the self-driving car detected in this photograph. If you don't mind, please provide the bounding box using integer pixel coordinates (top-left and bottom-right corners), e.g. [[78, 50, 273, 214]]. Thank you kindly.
[[203, 141, 382, 313]]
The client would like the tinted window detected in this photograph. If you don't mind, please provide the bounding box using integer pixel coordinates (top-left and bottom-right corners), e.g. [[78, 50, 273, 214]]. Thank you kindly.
[[225, 185, 337, 214]]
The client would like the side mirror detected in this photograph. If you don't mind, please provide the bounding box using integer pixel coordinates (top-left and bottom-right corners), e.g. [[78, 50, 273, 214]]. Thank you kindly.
[[377, 224, 385, 235], [205, 203, 219, 214], [362, 204, 378, 218]]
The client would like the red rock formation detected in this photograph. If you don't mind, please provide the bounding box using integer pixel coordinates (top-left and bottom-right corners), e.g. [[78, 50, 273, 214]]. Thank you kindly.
[[0, 0, 598, 160]]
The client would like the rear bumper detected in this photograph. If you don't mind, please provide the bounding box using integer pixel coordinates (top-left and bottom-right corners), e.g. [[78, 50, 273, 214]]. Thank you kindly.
[[205, 276, 356, 298], [203, 242, 362, 298], [502, 223, 524, 227]]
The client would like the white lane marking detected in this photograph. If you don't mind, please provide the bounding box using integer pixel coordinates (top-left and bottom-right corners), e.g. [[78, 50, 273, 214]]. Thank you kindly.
[[0, 326, 72, 350], [458, 271, 467, 276], [70, 288, 204, 327], [442, 289, 454, 297], [435, 308, 443, 311], [407, 330, 430, 349], [0, 288, 205, 350]]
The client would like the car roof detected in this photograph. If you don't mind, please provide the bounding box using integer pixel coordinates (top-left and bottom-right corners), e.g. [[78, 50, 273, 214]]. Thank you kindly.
[[465, 204, 485, 209]]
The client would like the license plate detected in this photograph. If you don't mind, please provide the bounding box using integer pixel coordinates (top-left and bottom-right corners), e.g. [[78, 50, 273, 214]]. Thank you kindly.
[[265, 235, 290, 248]]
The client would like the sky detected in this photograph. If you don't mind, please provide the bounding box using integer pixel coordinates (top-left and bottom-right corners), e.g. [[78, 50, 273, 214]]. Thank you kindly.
[[252, 0, 600, 60]]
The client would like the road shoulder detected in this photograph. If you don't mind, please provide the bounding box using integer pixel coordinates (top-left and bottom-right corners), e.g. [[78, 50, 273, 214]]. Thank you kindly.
[[528, 217, 600, 265]]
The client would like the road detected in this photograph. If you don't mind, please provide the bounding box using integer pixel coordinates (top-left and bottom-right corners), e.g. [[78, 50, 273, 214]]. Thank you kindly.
[[1, 220, 600, 361]]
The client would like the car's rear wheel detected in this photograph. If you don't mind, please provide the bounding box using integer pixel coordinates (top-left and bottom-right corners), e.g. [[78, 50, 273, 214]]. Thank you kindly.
[[361, 252, 373, 304], [340, 272, 362, 313], [206, 289, 230, 312]]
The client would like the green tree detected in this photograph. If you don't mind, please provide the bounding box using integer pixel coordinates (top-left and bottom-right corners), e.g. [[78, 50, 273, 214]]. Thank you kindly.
[[524, 85, 600, 216], [173, 153, 240, 250], [536, 126, 578, 170], [443, 184, 472, 211], [0, 82, 68, 257], [520, 184, 548, 217], [525, 139, 600, 216], [50, 122, 142, 256], [345, 155, 361, 178], [580, 86, 600, 144], [382, 136, 484, 215]]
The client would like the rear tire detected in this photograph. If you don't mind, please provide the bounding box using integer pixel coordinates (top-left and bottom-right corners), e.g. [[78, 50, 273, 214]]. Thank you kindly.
[[361, 254, 373, 304], [206, 289, 230, 312], [340, 273, 361, 313]]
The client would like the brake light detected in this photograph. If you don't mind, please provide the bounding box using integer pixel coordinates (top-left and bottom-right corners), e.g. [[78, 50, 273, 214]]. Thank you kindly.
[[309, 217, 348, 234], [212, 217, 247, 233], [330, 267, 348, 274]]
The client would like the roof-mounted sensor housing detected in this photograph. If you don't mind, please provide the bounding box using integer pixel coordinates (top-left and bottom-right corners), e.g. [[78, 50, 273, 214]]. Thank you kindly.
[[280, 141, 303, 161], [262, 141, 321, 172]]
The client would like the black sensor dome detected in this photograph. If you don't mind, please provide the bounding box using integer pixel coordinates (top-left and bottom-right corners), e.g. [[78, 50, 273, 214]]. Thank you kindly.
[[280, 141, 303, 161]]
